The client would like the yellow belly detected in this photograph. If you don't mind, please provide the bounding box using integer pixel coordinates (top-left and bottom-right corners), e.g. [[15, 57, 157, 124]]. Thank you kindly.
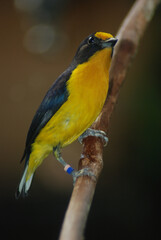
[[37, 78, 108, 148], [29, 48, 111, 171]]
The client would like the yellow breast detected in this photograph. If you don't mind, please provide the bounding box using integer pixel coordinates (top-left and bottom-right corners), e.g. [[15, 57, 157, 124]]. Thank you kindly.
[[35, 47, 112, 148]]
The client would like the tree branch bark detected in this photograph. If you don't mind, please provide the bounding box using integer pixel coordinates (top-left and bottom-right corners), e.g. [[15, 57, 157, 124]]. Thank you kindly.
[[59, 0, 161, 239]]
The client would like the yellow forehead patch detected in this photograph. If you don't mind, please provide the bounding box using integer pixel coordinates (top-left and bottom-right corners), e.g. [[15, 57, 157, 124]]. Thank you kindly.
[[95, 32, 113, 40]]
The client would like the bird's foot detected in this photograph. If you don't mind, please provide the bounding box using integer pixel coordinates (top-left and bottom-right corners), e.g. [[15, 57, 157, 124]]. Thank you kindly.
[[54, 147, 97, 185], [78, 128, 108, 146], [64, 165, 96, 185], [71, 168, 96, 185]]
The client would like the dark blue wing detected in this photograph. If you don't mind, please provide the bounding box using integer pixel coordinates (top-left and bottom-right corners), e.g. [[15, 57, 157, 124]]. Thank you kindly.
[[21, 68, 73, 162]]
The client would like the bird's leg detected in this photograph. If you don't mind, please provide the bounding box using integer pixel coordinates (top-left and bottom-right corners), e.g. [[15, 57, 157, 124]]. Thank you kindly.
[[78, 128, 108, 146], [53, 146, 74, 174], [53, 146, 96, 185]]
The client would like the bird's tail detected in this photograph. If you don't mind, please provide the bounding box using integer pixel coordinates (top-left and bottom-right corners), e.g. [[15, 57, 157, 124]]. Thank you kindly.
[[15, 163, 34, 199]]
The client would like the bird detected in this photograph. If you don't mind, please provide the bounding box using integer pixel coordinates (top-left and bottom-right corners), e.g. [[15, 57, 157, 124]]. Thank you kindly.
[[16, 32, 117, 198]]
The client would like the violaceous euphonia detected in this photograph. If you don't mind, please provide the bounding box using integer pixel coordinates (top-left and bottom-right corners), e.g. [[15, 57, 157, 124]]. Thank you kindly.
[[16, 32, 117, 198]]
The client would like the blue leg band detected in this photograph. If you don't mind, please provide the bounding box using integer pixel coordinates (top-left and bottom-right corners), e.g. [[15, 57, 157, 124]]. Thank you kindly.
[[66, 166, 74, 174]]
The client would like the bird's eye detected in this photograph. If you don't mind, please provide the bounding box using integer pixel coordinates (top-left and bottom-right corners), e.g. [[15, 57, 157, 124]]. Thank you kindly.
[[88, 36, 95, 44]]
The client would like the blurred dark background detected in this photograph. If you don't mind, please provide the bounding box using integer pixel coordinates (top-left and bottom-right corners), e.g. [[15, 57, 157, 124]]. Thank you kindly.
[[0, 0, 161, 239]]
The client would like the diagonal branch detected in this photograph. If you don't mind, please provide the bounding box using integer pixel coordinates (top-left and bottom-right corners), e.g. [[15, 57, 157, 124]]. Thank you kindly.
[[58, 0, 161, 239]]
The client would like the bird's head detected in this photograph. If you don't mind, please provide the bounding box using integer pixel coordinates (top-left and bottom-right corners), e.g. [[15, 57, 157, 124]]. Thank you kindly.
[[72, 32, 118, 65]]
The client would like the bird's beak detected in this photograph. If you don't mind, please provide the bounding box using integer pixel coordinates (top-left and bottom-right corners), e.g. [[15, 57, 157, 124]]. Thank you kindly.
[[102, 37, 118, 48]]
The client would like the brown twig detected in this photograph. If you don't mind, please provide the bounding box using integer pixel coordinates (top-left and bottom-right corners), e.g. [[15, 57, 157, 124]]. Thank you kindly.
[[59, 0, 161, 239]]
